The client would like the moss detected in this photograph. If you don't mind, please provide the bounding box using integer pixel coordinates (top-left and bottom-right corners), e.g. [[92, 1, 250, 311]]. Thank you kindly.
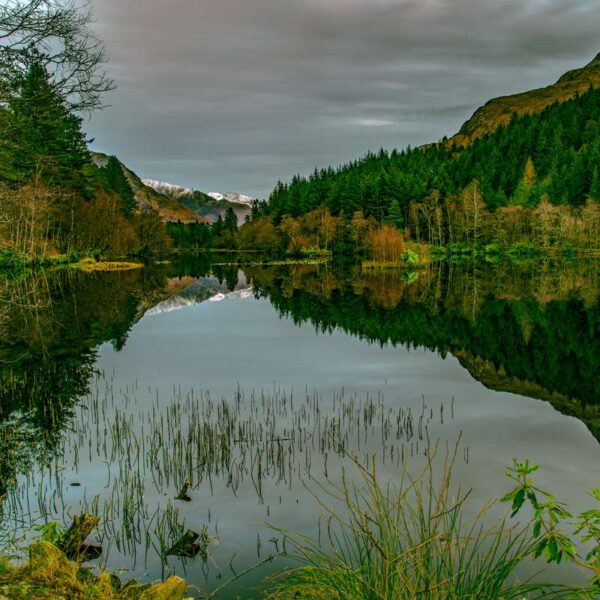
[[0, 542, 187, 600]]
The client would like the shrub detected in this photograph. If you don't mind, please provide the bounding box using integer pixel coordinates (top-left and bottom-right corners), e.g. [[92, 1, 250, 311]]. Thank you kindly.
[[402, 249, 420, 264], [484, 243, 503, 255], [447, 242, 474, 255]]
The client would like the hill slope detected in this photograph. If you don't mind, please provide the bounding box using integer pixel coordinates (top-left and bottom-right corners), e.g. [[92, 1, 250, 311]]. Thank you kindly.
[[91, 154, 208, 224], [449, 52, 600, 146], [265, 53, 600, 221]]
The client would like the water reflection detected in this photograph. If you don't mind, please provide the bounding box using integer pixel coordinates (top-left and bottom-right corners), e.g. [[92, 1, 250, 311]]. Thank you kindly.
[[1, 258, 598, 494], [0, 257, 598, 595]]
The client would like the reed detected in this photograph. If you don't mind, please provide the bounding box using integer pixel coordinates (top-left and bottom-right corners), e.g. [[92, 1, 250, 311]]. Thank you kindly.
[[265, 444, 577, 600]]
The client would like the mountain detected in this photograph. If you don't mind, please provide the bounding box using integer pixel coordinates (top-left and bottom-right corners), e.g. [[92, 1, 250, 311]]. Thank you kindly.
[[143, 180, 254, 224], [91, 153, 208, 224], [207, 192, 255, 206], [449, 52, 600, 146], [265, 52, 600, 221]]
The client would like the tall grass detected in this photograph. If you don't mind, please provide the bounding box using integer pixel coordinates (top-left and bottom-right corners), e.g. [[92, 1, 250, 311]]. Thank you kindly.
[[266, 444, 576, 600]]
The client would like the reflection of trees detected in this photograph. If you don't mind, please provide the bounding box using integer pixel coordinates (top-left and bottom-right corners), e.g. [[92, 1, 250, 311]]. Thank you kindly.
[[0, 359, 94, 497], [0, 264, 178, 497], [249, 260, 600, 440]]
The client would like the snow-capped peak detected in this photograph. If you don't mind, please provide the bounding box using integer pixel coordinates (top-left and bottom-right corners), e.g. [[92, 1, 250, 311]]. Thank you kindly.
[[208, 192, 255, 206], [142, 179, 195, 198]]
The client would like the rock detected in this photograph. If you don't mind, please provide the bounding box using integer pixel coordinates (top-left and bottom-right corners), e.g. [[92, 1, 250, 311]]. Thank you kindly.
[[141, 576, 187, 600], [175, 478, 192, 502], [120, 580, 153, 598]]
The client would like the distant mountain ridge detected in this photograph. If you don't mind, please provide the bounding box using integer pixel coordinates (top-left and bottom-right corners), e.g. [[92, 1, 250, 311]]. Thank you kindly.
[[207, 192, 255, 206], [449, 52, 600, 146], [143, 180, 254, 224], [90, 153, 254, 225]]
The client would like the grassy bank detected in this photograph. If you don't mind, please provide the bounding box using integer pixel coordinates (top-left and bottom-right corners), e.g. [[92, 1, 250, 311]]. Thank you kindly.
[[3, 454, 596, 599], [67, 258, 144, 272], [0, 541, 186, 600], [0, 250, 146, 274]]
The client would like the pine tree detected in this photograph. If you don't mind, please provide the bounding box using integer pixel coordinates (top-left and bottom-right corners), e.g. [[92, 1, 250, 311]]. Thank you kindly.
[[386, 199, 404, 230], [523, 157, 537, 187], [100, 156, 136, 217], [224, 207, 238, 230], [6, 61, 90, 188]]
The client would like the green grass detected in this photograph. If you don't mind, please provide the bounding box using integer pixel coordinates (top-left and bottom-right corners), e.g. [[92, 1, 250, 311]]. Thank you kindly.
[[265, 447, 582, 600]]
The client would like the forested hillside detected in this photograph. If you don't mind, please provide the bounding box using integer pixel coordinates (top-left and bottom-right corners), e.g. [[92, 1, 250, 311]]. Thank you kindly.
[[0, 1, 173, 265], [450, 52, 600, 146], [237, 70, 600, 256], [269, 87, 600, 217]]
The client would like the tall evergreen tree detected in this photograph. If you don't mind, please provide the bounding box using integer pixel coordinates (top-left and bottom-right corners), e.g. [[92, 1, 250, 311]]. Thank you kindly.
[[224, 207, 238, 230], [100, 156, 136, 216], [3, 60, 90, 189], [386, 199, 405, 230]]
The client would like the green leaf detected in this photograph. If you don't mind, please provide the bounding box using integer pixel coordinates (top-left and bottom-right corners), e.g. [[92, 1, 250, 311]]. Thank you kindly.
[[527, 490, 539, 508], [546, 537, 559, 563], [500, 488, 518, 504], [511, 488, 526, 517], [534, 539, 547, 559]]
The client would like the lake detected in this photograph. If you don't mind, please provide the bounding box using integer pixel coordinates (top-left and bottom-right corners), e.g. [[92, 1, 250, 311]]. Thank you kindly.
[[0, 257, 599, 598]]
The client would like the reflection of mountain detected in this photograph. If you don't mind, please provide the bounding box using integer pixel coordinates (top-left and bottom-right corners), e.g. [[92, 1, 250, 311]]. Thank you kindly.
[[248, 261, 600, 441], [0, 265, 213, 492], [146, 274, 251, 316], [1, 258, 598, 496]]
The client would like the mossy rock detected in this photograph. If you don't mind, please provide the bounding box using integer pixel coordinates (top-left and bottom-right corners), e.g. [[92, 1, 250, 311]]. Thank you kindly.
[[0, 543, 187, 599], [120, 580, 153, 598], [141, 577, 187, 600]]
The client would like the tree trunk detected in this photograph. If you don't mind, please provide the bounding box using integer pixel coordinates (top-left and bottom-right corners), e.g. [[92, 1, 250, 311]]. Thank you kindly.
[[59, 513, 100, 559]]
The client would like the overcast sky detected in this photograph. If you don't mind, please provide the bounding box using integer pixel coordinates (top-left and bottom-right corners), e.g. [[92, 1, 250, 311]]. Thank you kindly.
[[87, 0, 600, 198]]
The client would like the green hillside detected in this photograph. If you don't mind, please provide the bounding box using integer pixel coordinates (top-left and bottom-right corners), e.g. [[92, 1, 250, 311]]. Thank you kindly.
[[266, 86, 600, 220]]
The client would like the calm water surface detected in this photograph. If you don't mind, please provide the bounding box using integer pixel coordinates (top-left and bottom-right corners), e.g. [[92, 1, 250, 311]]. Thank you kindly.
[[0, 258, 598, 597]]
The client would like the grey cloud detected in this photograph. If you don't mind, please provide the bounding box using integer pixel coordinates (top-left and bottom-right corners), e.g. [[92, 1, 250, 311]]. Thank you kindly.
[[87, 0, 600, 197]]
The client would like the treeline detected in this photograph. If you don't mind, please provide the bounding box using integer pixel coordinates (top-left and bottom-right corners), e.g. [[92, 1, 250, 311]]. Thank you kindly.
[[167, 205, 413, 262], [0, 64, 169, 262], [173, 199, 600, 259], [0, 2, 168, 266], [166, 207, 239, 251], [254, 87, 600, 252]]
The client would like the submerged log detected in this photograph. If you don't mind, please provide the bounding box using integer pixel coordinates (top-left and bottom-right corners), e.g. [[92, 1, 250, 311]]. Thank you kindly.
[[59, 513, 100, 560], [165, 529, 200, 558]]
